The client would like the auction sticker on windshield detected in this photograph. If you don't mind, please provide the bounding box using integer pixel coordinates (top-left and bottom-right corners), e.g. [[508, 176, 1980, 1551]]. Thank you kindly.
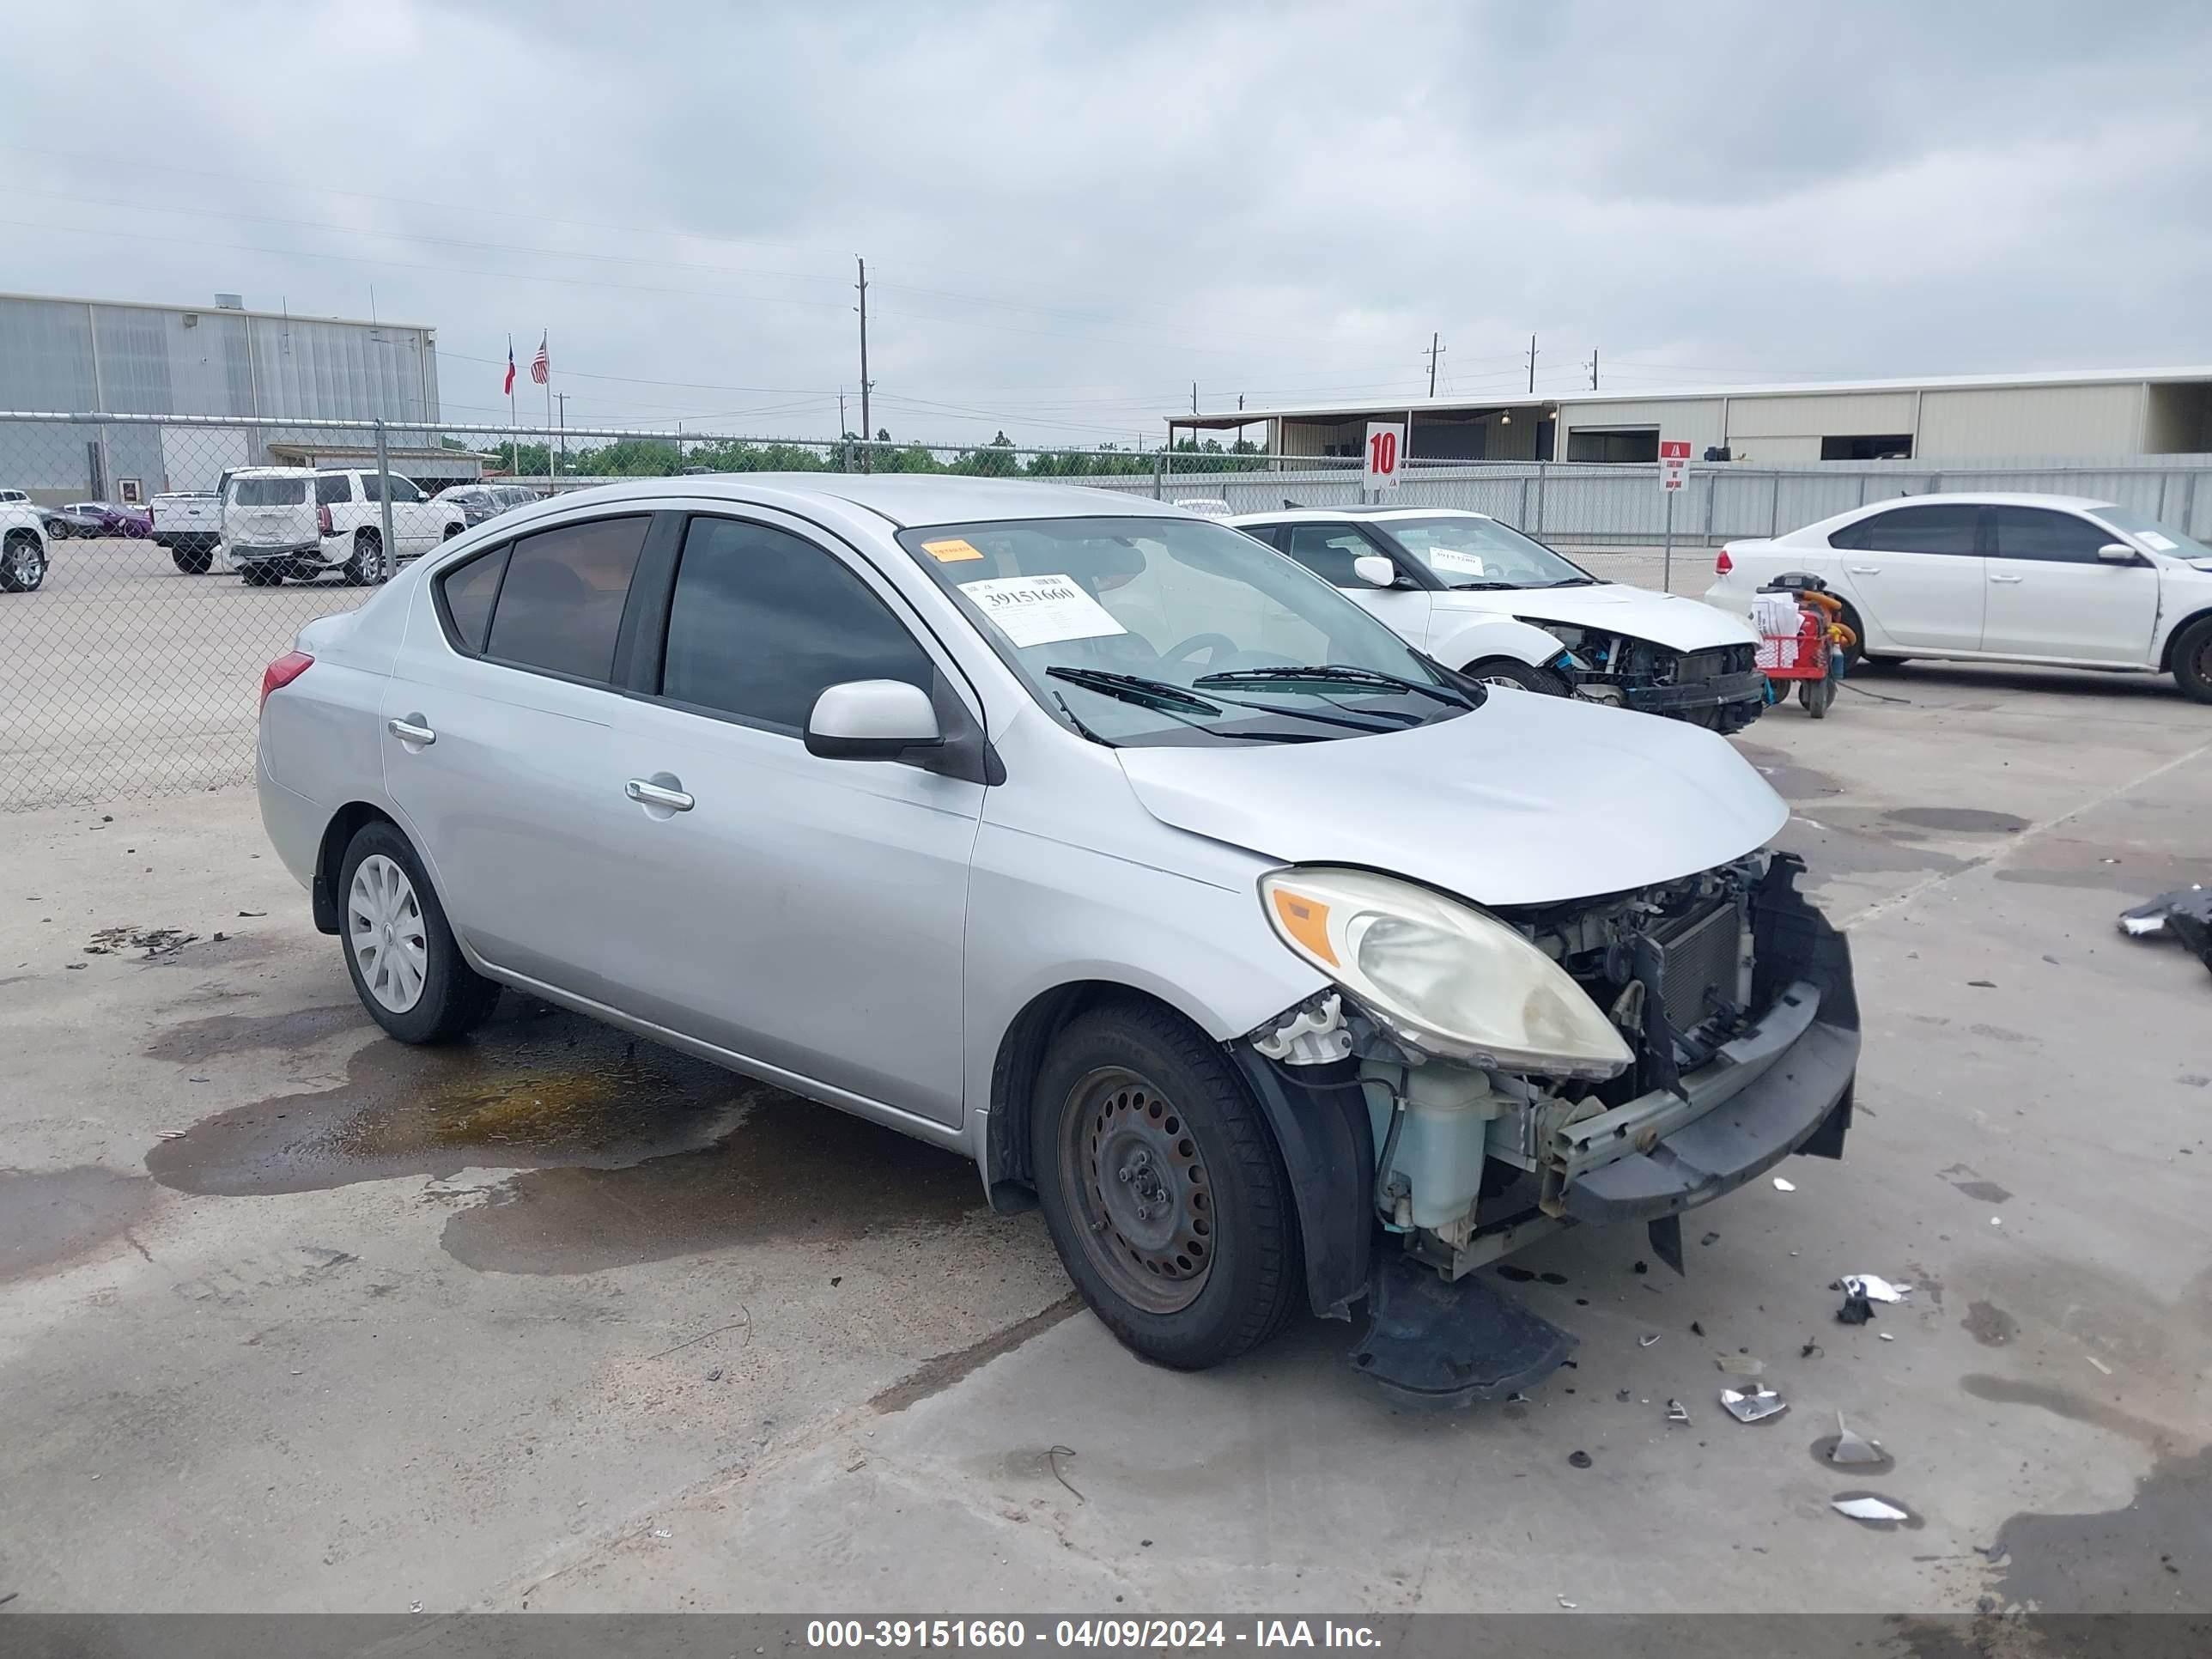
[[959, 574, 1128, 647], [920, 537, 986, 562], [1427, 548, 1486, 577]]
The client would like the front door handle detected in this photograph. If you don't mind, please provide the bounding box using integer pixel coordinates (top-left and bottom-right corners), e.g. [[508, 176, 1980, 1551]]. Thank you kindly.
[[1989, 573, 2025, 584], [626, 778, 695, 812], [387, 716, 436, 746], [1846, 565, 1881, 575]]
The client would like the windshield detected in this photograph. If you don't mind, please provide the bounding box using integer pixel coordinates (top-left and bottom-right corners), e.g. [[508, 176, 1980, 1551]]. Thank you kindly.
[[231, 477, 308, 507], [2095, 506, 2212, 562], [1378, 514, 1595, 589], [897, 514, 1475, 746]]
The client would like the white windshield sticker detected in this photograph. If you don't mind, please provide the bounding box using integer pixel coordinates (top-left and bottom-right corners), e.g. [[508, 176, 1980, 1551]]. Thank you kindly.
[[2137, 531, 2178, 552], [1426, 548, 1486, 576], [958, 573, 1128, 648]]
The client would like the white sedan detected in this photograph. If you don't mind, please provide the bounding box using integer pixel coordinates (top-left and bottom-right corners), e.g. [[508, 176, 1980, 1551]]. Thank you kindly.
[[1232, 507, 1767, 732], [1706, 492, 2212, 702]]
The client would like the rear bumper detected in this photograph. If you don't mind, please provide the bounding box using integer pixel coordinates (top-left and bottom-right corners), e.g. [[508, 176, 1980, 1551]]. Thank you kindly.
[[230, 540, 319, 564]]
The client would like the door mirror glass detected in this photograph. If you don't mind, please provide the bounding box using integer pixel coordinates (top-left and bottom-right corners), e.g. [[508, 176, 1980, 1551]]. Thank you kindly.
[[2096, 542, 2137, 564], [805, 680, 943, 760], [1352, 554, 1399, 589]]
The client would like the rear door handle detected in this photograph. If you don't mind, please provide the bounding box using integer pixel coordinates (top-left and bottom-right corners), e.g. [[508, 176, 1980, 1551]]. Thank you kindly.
[[626, 778, 695, 811], [1989, 573, 2025, 583], [1846, 565, 1881, 575], [387, 716, 436, 746]]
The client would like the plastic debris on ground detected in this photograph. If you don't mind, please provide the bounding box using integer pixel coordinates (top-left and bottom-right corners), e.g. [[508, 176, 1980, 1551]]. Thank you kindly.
[[1720, 1385, 1788, 1424], [1829, 1413, 1884, 1466], [1772, 1177, 1796, 1192], [1836, 1293, 1876, 1326], [1838, 1273, 1911, 1304], [1716, 1353, 1766, 1376], [2118, 884, 2212, 974], [1568, 1449, 1593, 1469], [1666, 1399, 1690, 1424], [1832, 1496, 1909, 1523], [2087, 1354, 2113, 1376], [1878, 1332, 1895, 1342], [1638, 1333, 1660, 1347]]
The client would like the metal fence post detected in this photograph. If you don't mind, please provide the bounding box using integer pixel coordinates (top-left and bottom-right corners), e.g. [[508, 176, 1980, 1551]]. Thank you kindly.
[[374, 419, 398, 582], [1857, 473, 1870, 507], [1532, 464, 1547, 537], [1768, 471, 1781, 537], [1702, 470, 1717, 543], [1516, 474, 1530, 527], [1151, 451, 1164, 501]]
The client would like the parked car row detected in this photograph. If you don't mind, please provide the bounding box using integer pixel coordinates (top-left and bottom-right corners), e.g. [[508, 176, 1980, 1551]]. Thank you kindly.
[[435, 483, 541, 528], [257, 476, 1861, 1407], [43, 500, 153, 539], [221, 467, 467, 585]]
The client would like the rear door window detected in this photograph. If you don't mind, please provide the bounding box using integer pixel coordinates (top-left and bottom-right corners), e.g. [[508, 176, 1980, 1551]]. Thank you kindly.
[[1990, 507, 2114, 563], [1831, 504, 1981, 555], [315, 474, 351, 507], [483, 515, 650, 682]]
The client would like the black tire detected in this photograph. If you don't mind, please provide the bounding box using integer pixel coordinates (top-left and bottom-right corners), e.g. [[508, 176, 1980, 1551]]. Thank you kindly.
[[172, 546, 213, 575], [1030, 999, 1302, 1370], [1800, 675, 1832, 719], [46, 520, 71, 540], [2172, 617, 2212, 705], [442, 522, 463, 540], [1463, 656, 1571, 696], [241, 564, 283, 586], [336, 821, 503, 1044], [343, 530, 385, 586], [1, 532, 46, 592]]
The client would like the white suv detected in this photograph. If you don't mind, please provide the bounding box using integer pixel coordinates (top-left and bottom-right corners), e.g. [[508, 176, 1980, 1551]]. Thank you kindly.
[[222, 467, 465, 586]]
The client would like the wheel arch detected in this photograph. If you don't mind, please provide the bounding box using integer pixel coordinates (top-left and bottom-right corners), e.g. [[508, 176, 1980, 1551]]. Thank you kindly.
[[1437, 615, 1568, 672], [312, 800, 402, 933]]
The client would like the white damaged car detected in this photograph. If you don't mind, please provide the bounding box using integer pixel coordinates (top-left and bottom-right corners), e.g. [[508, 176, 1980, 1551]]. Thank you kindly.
[[1234, 507, 1767, 732]]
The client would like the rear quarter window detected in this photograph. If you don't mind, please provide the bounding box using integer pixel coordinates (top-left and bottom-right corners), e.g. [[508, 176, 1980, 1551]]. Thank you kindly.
[[437, 545, 512, 654]]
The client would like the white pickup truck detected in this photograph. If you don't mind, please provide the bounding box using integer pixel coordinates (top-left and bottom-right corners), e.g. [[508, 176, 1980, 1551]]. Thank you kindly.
[[151, 492, 223, 573]]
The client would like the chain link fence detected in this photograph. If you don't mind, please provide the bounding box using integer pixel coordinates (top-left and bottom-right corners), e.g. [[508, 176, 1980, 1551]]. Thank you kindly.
[[6, 408, 2210, 810]]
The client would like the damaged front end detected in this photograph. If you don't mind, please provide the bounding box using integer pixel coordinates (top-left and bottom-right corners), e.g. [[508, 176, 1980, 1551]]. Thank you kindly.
[[1237, 852, 1857, 1409], [1535, 620, 1766, 735]]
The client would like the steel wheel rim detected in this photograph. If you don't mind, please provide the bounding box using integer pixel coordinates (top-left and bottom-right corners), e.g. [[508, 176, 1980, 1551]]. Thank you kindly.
[[1059, 1065, 1215, 1315], [348, 854, 428, 1013]]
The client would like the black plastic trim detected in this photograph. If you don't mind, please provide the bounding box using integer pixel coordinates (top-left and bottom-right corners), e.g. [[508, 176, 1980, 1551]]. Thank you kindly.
[[1224, 1048, 1375, 1322]]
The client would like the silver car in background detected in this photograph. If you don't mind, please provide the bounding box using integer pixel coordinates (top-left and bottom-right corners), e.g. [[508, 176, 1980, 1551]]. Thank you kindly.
[[257, 476, 1858, 1404]]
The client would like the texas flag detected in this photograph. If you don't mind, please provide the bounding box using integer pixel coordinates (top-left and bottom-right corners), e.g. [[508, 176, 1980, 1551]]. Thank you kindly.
[[502, 337, 516, 396]]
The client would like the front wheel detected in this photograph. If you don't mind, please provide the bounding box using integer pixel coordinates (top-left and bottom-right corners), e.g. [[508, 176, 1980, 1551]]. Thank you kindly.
[[1, 534, 47, 592], [46, 521, 71, 540], [2173, 617, 2212, 705], [337, 822, 503, 1044], [1464, 656, 1570, 696], [1031, 1000, 1302, 1370]]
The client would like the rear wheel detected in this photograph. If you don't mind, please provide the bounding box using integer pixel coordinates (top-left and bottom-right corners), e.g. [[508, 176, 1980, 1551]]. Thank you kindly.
[[343, 529, 386, 586], [1, 532, 46, 592], [337, 822, 502, 1044], [2172, 617, 2212, 705], [1463, 657, 1570, 696], [1031, 1000, 1301, 1370]]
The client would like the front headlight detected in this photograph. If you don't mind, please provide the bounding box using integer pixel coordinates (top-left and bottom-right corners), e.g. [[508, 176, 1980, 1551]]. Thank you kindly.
[[1259, 866, 1632, 1079]]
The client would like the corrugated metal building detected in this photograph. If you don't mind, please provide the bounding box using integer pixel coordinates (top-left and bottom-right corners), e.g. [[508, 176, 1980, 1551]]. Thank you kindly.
[[0, 290, 462, 499], [1170, 367, 2212, 467]]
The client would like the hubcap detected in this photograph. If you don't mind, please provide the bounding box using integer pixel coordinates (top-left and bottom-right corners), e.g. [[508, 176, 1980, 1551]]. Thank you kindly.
[[1060, 1066, 1215, 1314], [1480, 673, 1526, 690], [347, 854, 428, 1013]]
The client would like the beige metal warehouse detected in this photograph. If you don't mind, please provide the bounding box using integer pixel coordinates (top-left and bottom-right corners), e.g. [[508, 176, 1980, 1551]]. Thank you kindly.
[[1170, 367, 2212, 465]]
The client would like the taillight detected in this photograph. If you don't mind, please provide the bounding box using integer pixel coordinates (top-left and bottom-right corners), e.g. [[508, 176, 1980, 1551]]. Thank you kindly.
[[1715, 546, 1735, 575], [260, 651, 313, 710], [318, 502, 334, 536]]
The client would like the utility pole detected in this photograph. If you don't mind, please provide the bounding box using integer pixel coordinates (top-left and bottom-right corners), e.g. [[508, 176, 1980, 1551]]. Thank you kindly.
[[1527, 333, 1538, 394], [554, 391, 568, 479], [1192, 381, 1199, 415], [855, 257, 872, 472], [1425, 331, 1445, 398], [1585, 348, 1599, 391]]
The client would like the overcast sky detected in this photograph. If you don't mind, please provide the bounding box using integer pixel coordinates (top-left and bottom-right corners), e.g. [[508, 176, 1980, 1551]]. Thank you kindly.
[[10, 0, 2211, 447]]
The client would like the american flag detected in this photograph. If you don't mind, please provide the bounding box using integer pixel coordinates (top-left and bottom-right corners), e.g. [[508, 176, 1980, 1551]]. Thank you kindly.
[[530, 334, 550, 385]]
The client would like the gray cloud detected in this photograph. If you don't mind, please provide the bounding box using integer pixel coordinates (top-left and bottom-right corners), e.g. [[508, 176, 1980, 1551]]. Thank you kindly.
[[8, 0, 2209, 443]]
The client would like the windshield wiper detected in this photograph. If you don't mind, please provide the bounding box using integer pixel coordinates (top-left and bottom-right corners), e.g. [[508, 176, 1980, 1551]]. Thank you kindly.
[[1045, 665, 1222, 715], [1534, 575, 1601, 587], [1442, 579, 1522, 591], [1195, 663, 1475, 711]]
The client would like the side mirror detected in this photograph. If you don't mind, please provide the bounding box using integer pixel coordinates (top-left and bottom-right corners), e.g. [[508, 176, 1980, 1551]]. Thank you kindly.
[[1352, 554, 1399, 589], [2096, 542, 2137, 564], [805, 680, 943, 760]]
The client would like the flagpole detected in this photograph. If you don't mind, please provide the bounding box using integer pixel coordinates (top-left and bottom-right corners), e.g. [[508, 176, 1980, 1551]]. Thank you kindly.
[[507, 334, 517, 477], [543, 331, 555, 495]]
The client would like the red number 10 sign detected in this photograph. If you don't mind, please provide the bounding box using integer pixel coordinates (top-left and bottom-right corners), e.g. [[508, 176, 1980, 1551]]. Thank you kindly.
[[1364, 422, 1405, 495]]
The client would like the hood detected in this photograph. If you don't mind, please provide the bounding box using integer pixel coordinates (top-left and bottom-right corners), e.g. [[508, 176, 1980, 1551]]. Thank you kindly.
[[1116, 692, 1786, 908], [1437, 583, 1756, 652]]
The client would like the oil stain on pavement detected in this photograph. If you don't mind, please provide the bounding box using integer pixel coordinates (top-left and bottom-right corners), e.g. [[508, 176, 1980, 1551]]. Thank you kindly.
[[1993, 1445, 2209, 1610], [0, 1165, 155, 1281], [146, 1000, 984, 1273]]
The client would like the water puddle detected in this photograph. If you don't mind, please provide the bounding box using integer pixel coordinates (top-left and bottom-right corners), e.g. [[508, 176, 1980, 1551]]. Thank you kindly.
[[145, 1002, 984, 1273]]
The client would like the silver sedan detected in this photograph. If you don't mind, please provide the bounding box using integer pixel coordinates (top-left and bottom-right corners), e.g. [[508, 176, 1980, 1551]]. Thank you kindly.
[[258, 475, 1857, 1403]]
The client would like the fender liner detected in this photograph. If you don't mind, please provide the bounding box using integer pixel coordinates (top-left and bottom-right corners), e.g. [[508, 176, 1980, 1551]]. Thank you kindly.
[[1224, 1048, 1374, 1322]]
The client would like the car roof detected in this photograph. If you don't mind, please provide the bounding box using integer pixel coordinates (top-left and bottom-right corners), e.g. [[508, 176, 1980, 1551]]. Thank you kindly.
[[1230, 505, 1497, 526], [1831, 491, 2120, 516], [518, 472, 1195, 530]]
